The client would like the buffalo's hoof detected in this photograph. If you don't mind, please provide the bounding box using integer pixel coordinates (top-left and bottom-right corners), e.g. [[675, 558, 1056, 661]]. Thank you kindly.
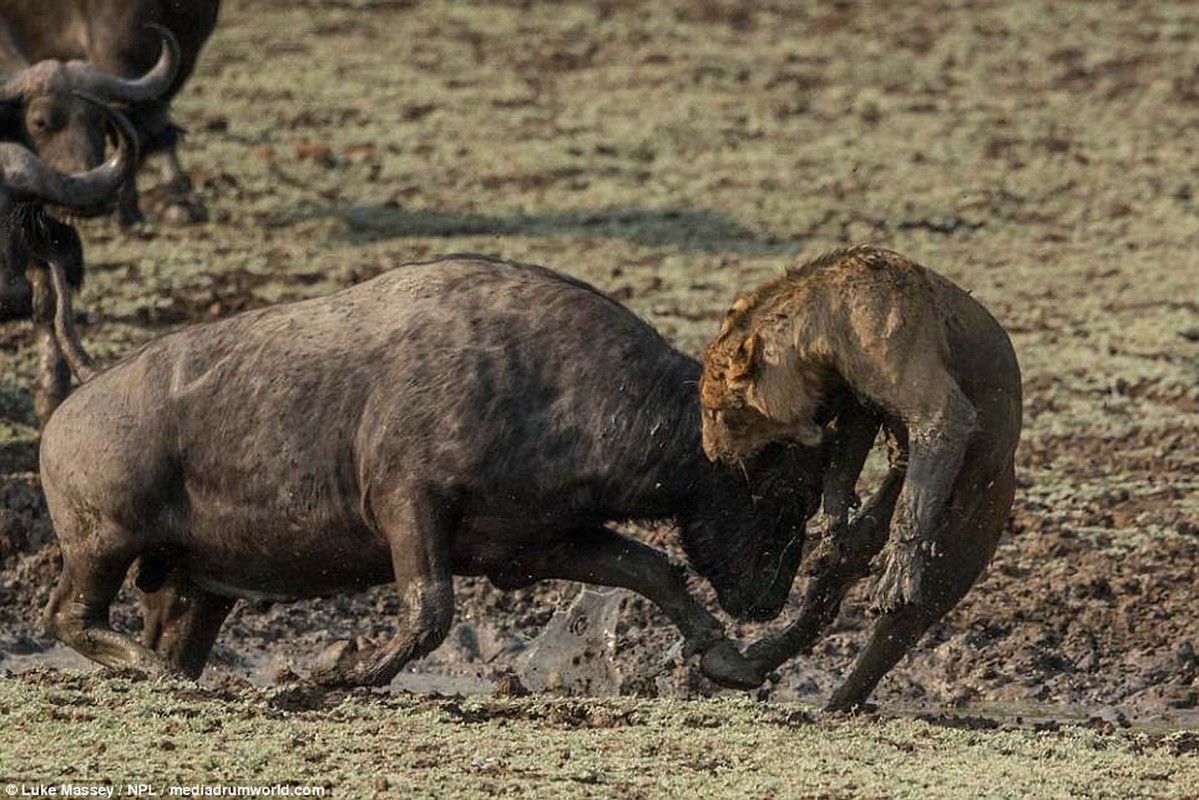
[[141, 181, 208, 225], [824, 694, 876, 715], [699, 641, 765, 690], [159, 197, 208, 225], [309, 636, 378, 687]]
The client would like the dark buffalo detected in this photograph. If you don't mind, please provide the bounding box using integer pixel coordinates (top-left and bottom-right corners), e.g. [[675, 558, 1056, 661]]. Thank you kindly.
[[0, 0, 219, 224], [0, 93, 137, 423], [40, 255, 823, 689]]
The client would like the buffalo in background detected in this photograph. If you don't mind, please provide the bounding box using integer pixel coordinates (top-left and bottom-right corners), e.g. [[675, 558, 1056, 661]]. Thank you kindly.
[[0, 0, 220, 226], [0, 94, 139, 422]]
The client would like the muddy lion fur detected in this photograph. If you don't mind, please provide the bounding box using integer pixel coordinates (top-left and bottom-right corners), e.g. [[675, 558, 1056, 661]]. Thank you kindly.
[[700, 244, 1022, 710]]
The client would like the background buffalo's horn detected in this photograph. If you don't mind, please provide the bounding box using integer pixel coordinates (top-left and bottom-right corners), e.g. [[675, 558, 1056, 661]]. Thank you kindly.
[[0, 50, 30, 100], [0, 95, 138, 210], [0, 69, 29, 101], [64, 23, 181, 102]]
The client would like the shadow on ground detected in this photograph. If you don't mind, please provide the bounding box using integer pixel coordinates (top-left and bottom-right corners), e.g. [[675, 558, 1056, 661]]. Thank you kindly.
[[285, 204, 803, 255]]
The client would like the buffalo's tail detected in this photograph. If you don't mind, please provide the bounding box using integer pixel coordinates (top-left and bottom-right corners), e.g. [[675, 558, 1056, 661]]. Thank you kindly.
[[46, 256, 98, 383]]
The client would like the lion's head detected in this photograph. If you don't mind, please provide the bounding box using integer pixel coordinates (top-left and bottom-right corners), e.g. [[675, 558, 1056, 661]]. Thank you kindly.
[[700, 311, 829, 463]]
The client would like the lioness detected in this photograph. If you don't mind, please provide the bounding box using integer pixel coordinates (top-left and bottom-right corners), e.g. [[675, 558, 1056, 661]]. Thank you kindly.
[[700, 245, 1022, 710]]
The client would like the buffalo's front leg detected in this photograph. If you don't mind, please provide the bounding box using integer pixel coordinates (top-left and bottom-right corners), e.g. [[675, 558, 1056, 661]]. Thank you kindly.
[[148, 139, 208, 225], [742, 468, 905, 675], [494, 526, 760, 689], [309, 493, 455, 688]]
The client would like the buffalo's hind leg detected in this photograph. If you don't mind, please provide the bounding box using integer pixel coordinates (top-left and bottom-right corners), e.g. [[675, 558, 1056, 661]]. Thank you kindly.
[[310, 493, 455, 688], [45, 528, 175, 677], [493, 525, 759, 689], [141, 565, 236, 679]]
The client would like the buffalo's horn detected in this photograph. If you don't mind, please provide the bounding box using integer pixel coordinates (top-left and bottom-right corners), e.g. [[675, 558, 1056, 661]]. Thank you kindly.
[[0, 47, 29, 100], [0, 94, 137, 210], [0, 70, 28, 101], [64, 23, 180, 103]]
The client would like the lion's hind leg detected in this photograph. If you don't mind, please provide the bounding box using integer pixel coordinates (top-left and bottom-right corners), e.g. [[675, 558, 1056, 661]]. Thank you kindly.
[[827, 462, 1013, 712], [744, 467, 904, 675]]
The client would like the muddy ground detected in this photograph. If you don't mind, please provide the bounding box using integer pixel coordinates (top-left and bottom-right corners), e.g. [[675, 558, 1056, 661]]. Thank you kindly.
[[2, 0, 1199, 767]]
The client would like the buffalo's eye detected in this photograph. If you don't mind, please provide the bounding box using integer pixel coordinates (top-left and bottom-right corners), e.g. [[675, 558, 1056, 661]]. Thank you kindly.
[[28, 106, 64, 134]]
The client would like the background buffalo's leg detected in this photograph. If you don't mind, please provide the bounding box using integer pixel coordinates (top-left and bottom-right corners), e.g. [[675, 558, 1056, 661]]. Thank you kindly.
[[494, 526, 758, 688], [826, 463, 1014, 712], [158, 148, 190, 190], [116, 180, 146, 227], [309, 493, 455, 688], [148, 148, 208, 225], [28, 266, 71, 425], [133, 106, 207, 225], [0, 265, 32, 320], [141, 567, 236, 679], [44, 525, 175, 676], [744, 468, 904, 674]]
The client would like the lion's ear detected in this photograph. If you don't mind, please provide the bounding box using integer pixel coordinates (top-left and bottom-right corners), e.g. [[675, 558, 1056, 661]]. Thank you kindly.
[[730, 332, 763, 380], [716, 296, 752, 338]]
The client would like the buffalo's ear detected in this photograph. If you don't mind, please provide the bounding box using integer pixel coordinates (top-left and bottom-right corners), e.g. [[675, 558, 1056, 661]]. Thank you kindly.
[[729, 332, 763, 381], [0, 99, 24, 142]]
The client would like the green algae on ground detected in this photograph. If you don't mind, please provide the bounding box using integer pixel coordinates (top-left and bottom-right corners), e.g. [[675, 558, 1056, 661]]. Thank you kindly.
[[1, 672, 1197, 799]]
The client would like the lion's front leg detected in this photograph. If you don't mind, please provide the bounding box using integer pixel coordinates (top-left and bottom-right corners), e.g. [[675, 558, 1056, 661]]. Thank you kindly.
[[819, 396, 883, 532], [872, 390, 977, 612]]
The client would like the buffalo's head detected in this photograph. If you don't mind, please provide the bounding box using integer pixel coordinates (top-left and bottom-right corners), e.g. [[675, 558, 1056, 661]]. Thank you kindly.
[[0, 25, 177, 182], [679, 440, 825, 622], [0, 95, 138, 319]]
